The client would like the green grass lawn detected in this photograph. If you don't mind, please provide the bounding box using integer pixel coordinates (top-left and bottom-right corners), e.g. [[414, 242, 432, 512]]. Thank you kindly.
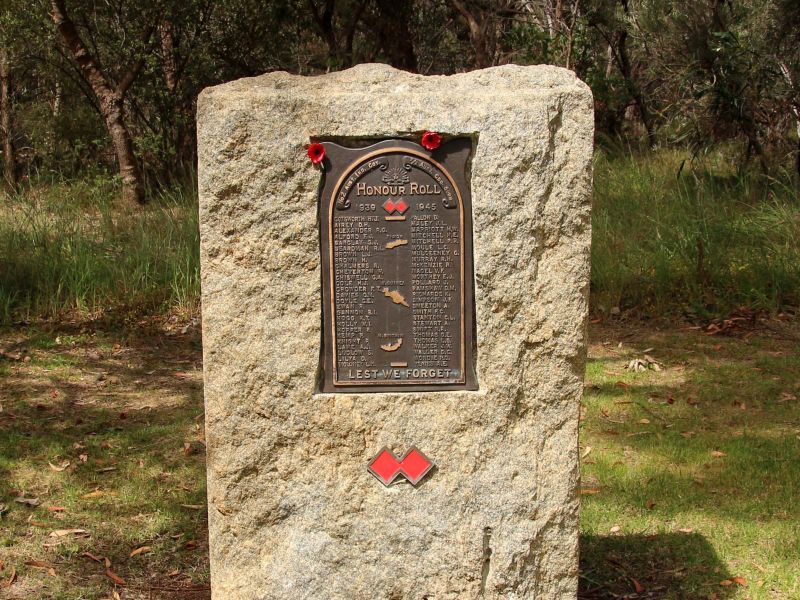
[[0, 322, 209, 599], [580, 319, 800, 599]]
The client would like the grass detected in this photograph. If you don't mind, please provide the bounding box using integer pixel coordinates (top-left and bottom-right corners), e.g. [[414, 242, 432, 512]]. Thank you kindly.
[[0, 322, 208, 599], [592, 148, 800, 318], [1, 147, 798, 327], [580, 319, 800, 598], [0, 178, 200, 325], [3, 319, 797, 599]]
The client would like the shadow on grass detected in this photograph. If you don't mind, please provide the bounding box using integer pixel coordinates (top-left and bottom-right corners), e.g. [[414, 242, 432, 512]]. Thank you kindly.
[[0, 322, 209, 599], [580, 533, 735, 599], [581, 323, 800, 598]]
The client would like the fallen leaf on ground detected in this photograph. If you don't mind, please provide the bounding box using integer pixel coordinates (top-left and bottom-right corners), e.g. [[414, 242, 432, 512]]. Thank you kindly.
[[48, 461, 70, 472], [639, 418, 650, 424], [104, 557, 111, 568], [47, 505, 66, 512], [185, 540, 200, 550], [106, 568, 125, 585], [14, 497, 40, 507], [579, 488, 601, 495], [24, 559, 50, 569], [610, 525, 621, 533], [81, 552, 102, 563], [615, 380, 630, 389], [49, 529, 88, 537], [626, 356, 663, 372], [180, 504, 203, 510], [731, 576, 748, 587], [581, 446, 592, 459], [632, 577, 644, 593], [129, 546, 151, 558], [645, 499, 655, 510], [711, 450, 727, 458], [4, 567, 16, 587], [95, 467, 117, 473], [79, 454, 88, 463], [678, 527, 694, 533]]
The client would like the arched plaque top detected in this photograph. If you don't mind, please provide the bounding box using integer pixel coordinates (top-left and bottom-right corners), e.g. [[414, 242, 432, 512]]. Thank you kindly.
[[332, 148, 461, 211]]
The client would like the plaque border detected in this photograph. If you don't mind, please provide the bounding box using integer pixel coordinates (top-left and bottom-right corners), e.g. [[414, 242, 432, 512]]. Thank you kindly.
[[328, 147, 466, 387]]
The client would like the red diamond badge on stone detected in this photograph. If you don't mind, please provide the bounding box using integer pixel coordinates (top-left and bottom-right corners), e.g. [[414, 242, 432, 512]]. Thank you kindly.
[[394, 199, 409, 214], [383, 199, 397, 214], [367, 447, 434, 487]]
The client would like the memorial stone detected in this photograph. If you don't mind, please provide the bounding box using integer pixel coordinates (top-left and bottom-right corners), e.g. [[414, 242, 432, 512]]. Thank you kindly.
[[198, 64, 593, 599]]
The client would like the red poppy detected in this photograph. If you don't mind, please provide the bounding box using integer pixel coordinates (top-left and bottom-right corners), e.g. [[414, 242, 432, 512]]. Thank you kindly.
[[307, 143, 326, 165], [421, 131, 442, 151]]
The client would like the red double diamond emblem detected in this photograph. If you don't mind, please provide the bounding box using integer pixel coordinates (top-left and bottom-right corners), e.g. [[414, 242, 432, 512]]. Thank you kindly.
[[367, 446, 434, 487], [383, 198, 409, 215]]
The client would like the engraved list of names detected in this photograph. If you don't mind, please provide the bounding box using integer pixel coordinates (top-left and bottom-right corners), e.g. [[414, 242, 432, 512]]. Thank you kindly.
[[320, 141, 476, 392]]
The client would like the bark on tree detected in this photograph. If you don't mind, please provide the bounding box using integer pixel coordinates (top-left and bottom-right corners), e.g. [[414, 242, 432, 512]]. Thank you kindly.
[[449, 0, 493, 68], [160, 20, 178, 92], [616, 27, 655, 146], [0, 47, 15, 190], [50, 0, 147, 205], [563, 0, 579, 71]]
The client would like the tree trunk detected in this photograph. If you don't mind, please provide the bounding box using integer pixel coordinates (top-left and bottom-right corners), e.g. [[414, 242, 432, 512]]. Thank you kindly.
[[51, 0, 146, 204], [371, 0, 418, 72], [563, 1, 579, 71], [160, 20, 178, 92], [104, 99, 144, 204], [616, 28, 656, 146], [307, 0, 367, 70], [0, 47, 15, 190], [449, 0, 492, 68]]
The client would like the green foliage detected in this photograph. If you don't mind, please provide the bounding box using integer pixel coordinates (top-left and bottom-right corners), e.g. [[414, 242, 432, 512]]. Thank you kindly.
[[4, 0, 800, 185], [0, 181, 199, 323], [592, 148, 800, 318]]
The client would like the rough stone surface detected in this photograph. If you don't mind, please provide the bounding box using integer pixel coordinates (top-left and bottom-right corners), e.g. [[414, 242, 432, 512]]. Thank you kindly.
[[198, 64, 593, 600]]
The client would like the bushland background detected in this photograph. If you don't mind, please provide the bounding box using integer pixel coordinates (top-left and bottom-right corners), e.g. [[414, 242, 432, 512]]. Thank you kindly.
[[0, 1, 798, 599]]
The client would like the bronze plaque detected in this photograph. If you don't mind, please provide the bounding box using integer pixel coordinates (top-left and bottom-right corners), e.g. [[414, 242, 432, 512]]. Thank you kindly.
[[318, 138, 477, 393]]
